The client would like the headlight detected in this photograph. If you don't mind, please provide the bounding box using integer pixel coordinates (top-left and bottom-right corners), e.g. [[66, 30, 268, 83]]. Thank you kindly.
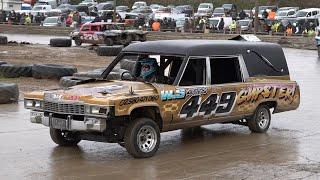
[[25, 100, 34, 108], [24, 99, 43, 109], [85, 105, 111, 116]]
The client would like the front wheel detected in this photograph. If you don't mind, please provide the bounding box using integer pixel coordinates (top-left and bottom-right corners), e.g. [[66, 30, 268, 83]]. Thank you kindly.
[[124, 118, 160, 158], [49, 128, 81, 146], [247, 105, 271, 133], [104, 38, 114, 46], [74, 37, 82, 46]]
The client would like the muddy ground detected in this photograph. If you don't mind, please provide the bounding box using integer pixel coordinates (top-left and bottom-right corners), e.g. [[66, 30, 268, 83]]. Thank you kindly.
[[0, 44, 114, 93]]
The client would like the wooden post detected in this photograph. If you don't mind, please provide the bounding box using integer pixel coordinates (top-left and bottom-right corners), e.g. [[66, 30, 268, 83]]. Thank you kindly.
[[254, 0, 259, 34]]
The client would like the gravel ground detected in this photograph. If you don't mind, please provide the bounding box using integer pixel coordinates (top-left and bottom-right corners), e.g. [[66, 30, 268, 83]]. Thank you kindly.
[[0, 44, 115, 95]]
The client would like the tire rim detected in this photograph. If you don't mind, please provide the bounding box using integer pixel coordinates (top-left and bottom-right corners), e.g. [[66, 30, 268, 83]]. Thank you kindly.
[[137, 125, 157, 153], [258, 108, 270, 129]]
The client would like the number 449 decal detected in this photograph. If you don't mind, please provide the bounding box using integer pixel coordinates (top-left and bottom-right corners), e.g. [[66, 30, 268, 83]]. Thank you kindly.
[[179, 92, 237, 119]]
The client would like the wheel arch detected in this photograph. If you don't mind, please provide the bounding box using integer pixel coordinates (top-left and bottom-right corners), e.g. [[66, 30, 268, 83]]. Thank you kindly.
[[129, 106, 163, 131], [257, 101, 277, 113]]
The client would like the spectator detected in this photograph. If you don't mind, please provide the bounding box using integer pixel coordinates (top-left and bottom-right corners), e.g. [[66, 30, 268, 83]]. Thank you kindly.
[[239, 10, 247, 20], [268, 9, 276, 20], [93, 15, 101, 22], [29, 13, 33, 23], [262, 9, 268, 19], [229, 20, 237, 33], [152, 20, 160, 31], [218, 18, 224, 31], [25, 15, 31, 25], [35, 13, 41, 24], [66, 15, 73, 27]]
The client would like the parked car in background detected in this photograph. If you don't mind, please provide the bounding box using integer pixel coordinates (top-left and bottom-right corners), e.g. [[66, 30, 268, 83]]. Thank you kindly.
[[212, 7, 226, 17], [196, 3, 213, 17], [132, 1, 147, 10], [124, 13, 141, 26], [37, 0, 57, 9], [150, 4, 164, 13], [154, 7, 171, 20], [237, 19, 253, 31], [130, 6, 153, 18], [275, 8, 297, 20], [294, 8, 320, 19], [174, 5, 193, 17], [243, 9, 253, 18], [31, 5, 52, 16], [222, 3, 237, 16], [51, 4, 76, 14], [17, 3, 32, 14], [277, 7, 299, 13], [42, 16, 61, 27], [209, 17, 232, 29]]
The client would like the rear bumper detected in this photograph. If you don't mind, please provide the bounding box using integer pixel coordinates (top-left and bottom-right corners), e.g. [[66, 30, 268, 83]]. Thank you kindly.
[[30, 111, 107, 132]]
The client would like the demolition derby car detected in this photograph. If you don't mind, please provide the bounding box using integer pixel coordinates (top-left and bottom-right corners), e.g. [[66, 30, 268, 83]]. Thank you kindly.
[[25, 40, 300, 158], [70, 22, 147, 46]]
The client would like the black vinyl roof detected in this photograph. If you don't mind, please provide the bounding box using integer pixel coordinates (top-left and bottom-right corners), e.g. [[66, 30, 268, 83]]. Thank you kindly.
[[122, 40, 289, 76]]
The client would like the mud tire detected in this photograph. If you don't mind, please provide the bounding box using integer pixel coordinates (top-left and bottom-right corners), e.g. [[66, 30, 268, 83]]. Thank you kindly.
[[124, 118, 160, 158], [59, 76, 94, 87], [32, 64, 77, 79], [96, 45, 123, 56], [0, 83, 19, 104], [50, 38, 72, 47], [248, 105, 271, 133], [0, 64, 33, 78], [74, 37, 82, 46], [120, 59, 136, 72], [50, 128, 81, 146], [139, 34, 147, 42], [0, 36, 8, 45]]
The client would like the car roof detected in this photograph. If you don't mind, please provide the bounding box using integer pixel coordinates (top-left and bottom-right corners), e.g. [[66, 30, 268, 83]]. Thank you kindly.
[[123, 40, 289, 77]]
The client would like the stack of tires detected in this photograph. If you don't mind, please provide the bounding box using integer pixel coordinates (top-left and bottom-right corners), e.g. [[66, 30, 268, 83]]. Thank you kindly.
[[0, 36, 8, 45], [49, 38, 72, 47], [0, 83, 19, 104]]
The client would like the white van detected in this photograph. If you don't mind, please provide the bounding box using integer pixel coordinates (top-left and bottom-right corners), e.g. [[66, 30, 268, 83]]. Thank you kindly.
[[209, 17, 232, 29], [294, 8, 320, 19]]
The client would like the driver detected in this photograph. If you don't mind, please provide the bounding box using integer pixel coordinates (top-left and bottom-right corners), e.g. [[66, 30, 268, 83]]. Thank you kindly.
[[137, 58, 158, 83]]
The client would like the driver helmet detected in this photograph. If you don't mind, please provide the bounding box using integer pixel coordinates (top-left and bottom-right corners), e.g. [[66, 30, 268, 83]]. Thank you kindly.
[[139, 58, 157, 79]]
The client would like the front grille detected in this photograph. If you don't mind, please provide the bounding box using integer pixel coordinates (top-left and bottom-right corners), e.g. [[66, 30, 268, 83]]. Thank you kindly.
[[44, 101, 85, 115]]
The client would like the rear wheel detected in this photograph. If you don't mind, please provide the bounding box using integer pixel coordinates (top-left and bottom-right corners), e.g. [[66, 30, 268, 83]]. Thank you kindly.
[[49, 128, 81, 146], [248, 105, 271, 133], [104, 38, 113, 46], [124, 118, 160, 158]]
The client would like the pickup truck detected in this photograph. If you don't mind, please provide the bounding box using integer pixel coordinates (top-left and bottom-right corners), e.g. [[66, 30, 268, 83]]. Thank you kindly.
[[24, 40, 300, 158]]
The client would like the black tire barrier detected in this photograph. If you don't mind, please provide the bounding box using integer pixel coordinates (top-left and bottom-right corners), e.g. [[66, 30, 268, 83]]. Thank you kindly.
[[0, 83, 19, 104], [32, 64, 77, 79], [49, 38, 72, 47], [0, 36, 8, 45], [0, 64, 33, 78], [96, 45, 123, 56], [59, 76, 94, 88], [0, 61, 7, 66], [73, 68, 104, 79], [120, 59, 136, 72]]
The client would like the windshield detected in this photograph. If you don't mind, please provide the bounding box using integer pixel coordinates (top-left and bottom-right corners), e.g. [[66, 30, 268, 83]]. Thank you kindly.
[[57, 4, 68, 9], [44, 17, 58, 23], [295, 11, 308, 17], [214, 8, 224, 13], [116, 6, 127, 10], [83, 0, 93, 2], [199, 4, 210, 9], [277, 11, 287, 16], [133, 2, 145, 6], [209, 19, 219, 25], [97, 3, 112, 10], [156, 7, 170, 13], [222, 4, 232, 9], [238, 20, 250, 26], [32, 6, 44, 11]]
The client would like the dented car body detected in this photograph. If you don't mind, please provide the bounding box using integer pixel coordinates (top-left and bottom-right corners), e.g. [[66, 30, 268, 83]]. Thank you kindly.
[[24, 40, 300, 158]]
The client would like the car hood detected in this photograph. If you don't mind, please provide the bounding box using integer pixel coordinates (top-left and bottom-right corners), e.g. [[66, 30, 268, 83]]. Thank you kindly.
[[40, 80, 158, 105]]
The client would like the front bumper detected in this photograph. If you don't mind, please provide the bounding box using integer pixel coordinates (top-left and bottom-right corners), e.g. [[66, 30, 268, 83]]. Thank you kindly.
[[30, 111, 107, 132]]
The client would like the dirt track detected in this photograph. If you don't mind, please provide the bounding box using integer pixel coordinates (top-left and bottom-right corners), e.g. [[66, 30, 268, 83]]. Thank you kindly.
[[0, 44, 114, 93]]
